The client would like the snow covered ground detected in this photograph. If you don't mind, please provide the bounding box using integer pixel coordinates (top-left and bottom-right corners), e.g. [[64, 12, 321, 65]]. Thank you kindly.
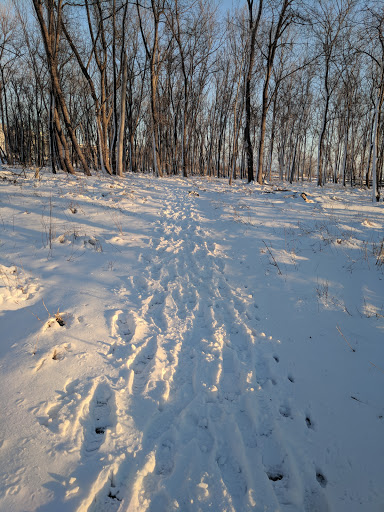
[[0, 168, 383, 512]]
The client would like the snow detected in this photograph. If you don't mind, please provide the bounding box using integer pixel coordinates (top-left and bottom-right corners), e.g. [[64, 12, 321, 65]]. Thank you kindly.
[[0, 168, 383, 512]]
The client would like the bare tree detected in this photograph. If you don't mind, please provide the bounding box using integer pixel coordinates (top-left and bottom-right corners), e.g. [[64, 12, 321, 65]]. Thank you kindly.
[[136, 0, 166, 177], [256, 0, 295, 184], [245, 0, 263, 183], [32, 0, 91, 175], [309, 0, 354, 186], [359, 4, 384, 201]]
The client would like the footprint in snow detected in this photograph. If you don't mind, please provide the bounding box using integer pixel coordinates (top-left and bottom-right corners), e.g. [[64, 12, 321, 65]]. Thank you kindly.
[[128, 337, 158, 394], [279, 404, 293, 419], [196, 417, 214, 454], [148, 291, 166, 310], [306, 415, 315, 430], [107, 310, 137, 361], [110, 309, 136, 340], [37, 378, 81, 434], [316, 471, 327, 488], [138, 253, 151, 265], [261, 435, 290, 498], [118, 322, 133, 341], [155, 437, 175, 476], [130, 275, 149, 294], [304, 487, 330, 512], [216, 454, 248, 508], [82, 381, 115, 454], [236, 410, 258, 449]]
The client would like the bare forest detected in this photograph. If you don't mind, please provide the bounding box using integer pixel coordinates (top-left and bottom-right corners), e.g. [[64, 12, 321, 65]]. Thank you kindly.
[[1, 0, 384, 200], [1, 3, 384, 511]]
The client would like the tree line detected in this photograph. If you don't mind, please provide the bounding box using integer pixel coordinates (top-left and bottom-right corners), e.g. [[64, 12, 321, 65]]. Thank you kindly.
[[0, 0, 383, 200]]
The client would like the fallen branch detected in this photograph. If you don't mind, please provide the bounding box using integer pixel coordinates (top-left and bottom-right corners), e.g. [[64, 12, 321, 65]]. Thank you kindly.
[[300, 192, 314, 203]]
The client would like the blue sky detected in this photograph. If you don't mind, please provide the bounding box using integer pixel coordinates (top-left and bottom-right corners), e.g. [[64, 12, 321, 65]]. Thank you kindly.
[[218, 0, 243, 13]]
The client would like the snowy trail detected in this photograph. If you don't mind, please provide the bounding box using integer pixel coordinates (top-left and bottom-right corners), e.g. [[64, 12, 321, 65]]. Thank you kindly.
[[1, 171, 383, 512], [77, 183, 329, 512]]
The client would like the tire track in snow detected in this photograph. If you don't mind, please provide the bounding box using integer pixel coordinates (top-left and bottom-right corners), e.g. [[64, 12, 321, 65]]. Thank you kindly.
[[82, 182, 329, 512]]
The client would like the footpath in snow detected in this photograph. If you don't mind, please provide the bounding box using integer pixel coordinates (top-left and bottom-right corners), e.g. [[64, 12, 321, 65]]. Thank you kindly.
[[0, 169, 383, 512]]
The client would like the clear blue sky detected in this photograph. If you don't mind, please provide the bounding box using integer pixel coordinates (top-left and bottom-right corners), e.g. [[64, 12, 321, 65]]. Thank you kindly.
[[218, 0, 244, 13]]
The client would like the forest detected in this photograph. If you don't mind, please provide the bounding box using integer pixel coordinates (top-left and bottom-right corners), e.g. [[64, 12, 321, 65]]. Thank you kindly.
[[1, 3, 384, 511], [0, 0, 383, 200]]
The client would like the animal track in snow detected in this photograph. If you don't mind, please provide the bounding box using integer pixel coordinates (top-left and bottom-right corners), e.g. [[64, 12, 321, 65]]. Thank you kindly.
[[306, 415, 315, 429], [316, 470, 328, 488], [279, 404, 293, 419], [267, 471, 284, 482]]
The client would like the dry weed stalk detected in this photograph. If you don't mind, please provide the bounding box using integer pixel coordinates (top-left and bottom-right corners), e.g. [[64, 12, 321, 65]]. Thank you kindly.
[[32, 300, 65, 355], [336, 325, 356, 352], [262, 240, 282, 275], [375, 241, 384, 266], [369, 361, 384, 375], [41, 195, 55, 253]]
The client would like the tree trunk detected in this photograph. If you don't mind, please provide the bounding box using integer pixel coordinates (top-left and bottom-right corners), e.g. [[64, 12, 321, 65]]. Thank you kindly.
[[372, 96, 380, 201], [32, 0, 91, 176], [117, 52, 128, 177], [245, 0, 263, 183]]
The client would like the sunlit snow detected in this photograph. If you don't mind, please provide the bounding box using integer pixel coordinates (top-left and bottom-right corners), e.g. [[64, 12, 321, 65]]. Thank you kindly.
[[0, 168, 383, 512]]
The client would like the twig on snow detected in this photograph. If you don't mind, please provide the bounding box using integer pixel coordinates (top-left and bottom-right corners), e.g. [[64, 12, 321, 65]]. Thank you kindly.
[[336, 325, 356, 352], [369, 360, 384, 375]]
